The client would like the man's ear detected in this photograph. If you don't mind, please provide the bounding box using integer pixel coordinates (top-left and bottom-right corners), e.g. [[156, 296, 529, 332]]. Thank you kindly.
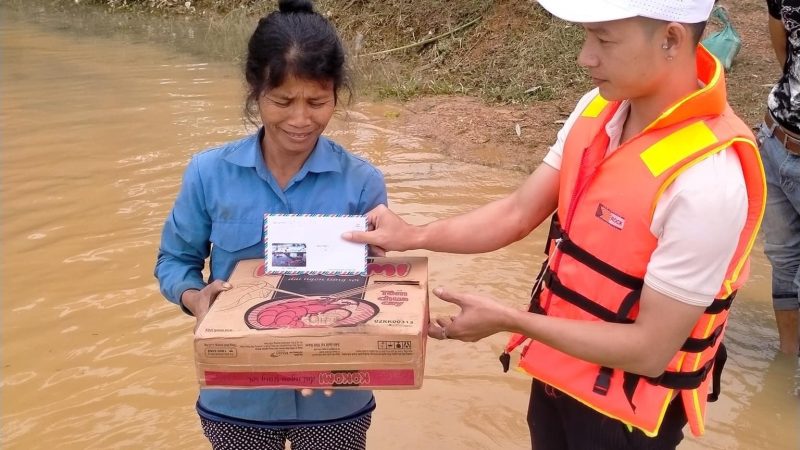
[[663, 22, 690, 54]]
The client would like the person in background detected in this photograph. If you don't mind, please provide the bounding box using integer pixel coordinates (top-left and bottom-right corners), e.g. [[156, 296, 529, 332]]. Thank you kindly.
[[761, 0, 800, 356], [345, 0, 766, 448], [154, 1, 386, 448]]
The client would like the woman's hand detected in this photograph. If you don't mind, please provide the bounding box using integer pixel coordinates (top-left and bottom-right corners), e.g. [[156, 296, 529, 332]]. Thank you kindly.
[[181, 280, 232, 331], [184, 283, 335, 397]]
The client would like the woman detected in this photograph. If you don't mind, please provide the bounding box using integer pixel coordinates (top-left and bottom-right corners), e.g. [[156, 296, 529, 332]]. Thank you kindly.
[[154, 1, 386, 448]]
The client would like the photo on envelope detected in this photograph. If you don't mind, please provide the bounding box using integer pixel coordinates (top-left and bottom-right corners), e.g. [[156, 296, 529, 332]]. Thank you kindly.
[[270, 243, 307, 268]]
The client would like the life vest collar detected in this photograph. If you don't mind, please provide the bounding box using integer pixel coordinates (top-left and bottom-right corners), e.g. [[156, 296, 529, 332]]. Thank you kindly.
[[644, 45, 725, 133]]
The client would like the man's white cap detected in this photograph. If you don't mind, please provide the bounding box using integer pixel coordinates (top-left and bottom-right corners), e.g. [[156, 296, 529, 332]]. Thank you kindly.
[[537, 0, 714, 24]]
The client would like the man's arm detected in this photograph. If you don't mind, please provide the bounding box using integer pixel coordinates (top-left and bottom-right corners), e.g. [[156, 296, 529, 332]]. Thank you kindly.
[[431, 150, 747, 376], [769, 16, 788, 68], [414, 163, 560, 253], [346, 163, 560, 253], [508, 286, 704, 376], [432, 284, 705, 377]]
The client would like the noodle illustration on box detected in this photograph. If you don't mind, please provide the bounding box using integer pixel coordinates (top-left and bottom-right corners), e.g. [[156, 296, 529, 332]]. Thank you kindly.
[[246, 294, 379, 330], [242, 261, 411, 329], [194, 258, 428, 390]]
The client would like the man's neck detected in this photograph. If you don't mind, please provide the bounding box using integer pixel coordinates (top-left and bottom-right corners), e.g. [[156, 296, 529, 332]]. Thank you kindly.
[[621, 63, 700, 143]]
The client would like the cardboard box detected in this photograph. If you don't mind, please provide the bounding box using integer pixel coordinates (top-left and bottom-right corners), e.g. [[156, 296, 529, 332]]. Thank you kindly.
[[194, 257, 428, 390]]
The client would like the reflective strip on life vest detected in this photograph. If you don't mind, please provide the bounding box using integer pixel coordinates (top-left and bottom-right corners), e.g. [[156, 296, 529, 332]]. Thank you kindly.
[[581, 95, 610, 118], [640, 121, 719, 176]]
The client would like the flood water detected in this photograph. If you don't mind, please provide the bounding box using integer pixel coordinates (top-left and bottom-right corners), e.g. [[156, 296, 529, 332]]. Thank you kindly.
[[2, 9, 798, 450]]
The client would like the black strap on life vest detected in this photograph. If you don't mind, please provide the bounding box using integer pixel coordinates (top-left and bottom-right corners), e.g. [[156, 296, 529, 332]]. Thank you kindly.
[[596, 325, 729, 405], [681, 324, 725, 353], [526, 258, 549, 315], [593, 289, 642, 398], [637, 342, 728, 402], [614, 342, 727, 411], [547, 215, 647, 399], [622, 372, 641, 411], [704, 291, 736, 315], [547, 216, 645, 291], [527, 215, 731, 403], [708, 343, 726, 402], [648, 356, 715, 390], [544, 270, 633, 324], [544, 214, 562, 255]]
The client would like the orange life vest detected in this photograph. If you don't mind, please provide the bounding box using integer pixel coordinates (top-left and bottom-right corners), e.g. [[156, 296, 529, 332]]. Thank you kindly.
[[502, 46, 766, 437]]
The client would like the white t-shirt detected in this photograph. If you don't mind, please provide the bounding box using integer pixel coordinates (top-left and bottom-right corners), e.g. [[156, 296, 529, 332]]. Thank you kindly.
[[544, 89, 747, 307]]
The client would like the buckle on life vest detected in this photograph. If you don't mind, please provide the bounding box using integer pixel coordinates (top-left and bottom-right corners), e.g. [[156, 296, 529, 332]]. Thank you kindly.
[[593, 366, 614, 395], [592, 367, 645, 413]]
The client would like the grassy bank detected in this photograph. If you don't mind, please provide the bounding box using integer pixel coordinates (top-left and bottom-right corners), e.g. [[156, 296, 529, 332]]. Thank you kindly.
[[318, 0, 588, 102], [6, 0, 589, 104]]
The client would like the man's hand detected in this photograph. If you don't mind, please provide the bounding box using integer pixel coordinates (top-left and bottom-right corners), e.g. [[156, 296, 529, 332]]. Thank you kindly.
[[181, 280, 232, 331], [343, 204, 419, 252], [427, 287, 517, 343]]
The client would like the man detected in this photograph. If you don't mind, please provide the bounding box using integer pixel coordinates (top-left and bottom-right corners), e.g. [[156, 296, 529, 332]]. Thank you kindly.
[[761, 0, 800, 356], [344, 1, 766, 448]]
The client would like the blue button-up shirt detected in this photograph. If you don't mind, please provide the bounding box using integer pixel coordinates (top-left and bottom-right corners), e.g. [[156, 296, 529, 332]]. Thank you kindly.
[[155, 129, 386, 425]]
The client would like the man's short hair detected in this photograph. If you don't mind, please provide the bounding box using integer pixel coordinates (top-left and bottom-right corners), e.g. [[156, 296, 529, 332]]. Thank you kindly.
[[642, 18, 708, 47], [687, 21, 708, 46]]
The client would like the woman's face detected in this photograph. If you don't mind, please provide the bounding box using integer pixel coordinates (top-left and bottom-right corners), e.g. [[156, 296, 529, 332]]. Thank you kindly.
[[258, 76, 336, 156]]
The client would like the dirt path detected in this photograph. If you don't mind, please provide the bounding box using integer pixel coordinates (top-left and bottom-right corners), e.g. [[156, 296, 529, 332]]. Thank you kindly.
[[395, 0, 779, 173]]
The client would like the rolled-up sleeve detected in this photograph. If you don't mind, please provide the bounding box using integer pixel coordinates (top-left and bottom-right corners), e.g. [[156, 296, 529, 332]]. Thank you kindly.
[[357, 167, 388, 213], [154, 156, 212, 304]]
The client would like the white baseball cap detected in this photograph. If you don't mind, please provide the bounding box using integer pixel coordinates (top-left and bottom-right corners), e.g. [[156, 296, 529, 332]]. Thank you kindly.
[[537, 0, 714, 24]]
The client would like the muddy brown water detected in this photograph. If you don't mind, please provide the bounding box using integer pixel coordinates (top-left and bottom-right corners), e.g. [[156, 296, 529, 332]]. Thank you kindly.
[[2, 13, 798, 450]]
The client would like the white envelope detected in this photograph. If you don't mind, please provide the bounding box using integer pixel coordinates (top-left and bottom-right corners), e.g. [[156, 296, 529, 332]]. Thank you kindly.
[[264, 214, 368, 275]]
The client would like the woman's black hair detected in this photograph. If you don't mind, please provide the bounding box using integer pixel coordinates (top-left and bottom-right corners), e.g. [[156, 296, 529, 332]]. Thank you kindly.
[[244, 0, 350, 123]]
